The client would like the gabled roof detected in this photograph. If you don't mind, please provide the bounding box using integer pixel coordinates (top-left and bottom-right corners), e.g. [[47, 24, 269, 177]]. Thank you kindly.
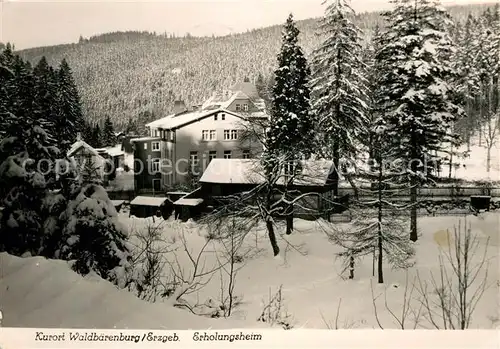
[[145, 108, 258, 130], [199, 159, 336, 187], [130, 196, 170, 207], [229, 81, 261, 100], [67, 140, 102, 158]]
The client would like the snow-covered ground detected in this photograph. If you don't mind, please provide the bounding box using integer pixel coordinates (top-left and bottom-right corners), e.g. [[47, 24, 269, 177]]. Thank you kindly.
[[443, 141, 500, 182], [2, 212, 498, 329]]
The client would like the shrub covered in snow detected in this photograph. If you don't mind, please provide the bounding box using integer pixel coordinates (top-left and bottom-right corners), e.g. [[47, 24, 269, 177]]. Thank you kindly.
[[57, 182, 132, 286], [0, 122, 58, 256]]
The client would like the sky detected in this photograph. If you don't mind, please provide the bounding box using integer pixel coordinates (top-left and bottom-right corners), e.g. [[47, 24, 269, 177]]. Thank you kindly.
[[0, 0, 495, 50]]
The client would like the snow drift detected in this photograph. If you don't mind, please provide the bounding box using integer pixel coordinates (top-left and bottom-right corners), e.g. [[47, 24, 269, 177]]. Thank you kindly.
[[0, 253, 265, 329]]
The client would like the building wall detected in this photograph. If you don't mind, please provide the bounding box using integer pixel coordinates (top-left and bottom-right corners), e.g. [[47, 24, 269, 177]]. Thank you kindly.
[[226, 98, 261, 113], [132, 137, 162, 191], [160, 111, 265, 188]]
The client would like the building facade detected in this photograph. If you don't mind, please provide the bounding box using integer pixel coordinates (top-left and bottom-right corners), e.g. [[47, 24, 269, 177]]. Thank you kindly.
[[132, 81, 268, 193]]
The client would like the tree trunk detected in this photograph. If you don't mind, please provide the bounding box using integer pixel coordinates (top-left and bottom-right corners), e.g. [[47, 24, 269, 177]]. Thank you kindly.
[[332, 140, 340, 197], [410, 183, 418, 242], [286, 214, 293, 235], [410, 132, 418, 242], [377, 154, 384, 283], [486, 145, 491, 173], [349, 255, 354, 279], [266, 219, 280, 256], [448, 145, 453, 179]]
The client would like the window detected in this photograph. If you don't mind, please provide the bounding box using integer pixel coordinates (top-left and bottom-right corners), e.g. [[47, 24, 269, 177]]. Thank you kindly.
[[214, 114, 218, 121], [143, 143, 148, 150], [203, 130, 216, 141], [152, 159, 160, 173], [190, 151, 199, 168], [223, 129, 238, 140], [209, 151, 217, 162], [154, 129, 159, 137], [221, 113, 226, 120], [223, 150, 232, 159], [243, 104, 249, 112], [152, 141, 160, 151], [210, 130, 216, 140], [235, 104, 241, 111], [242, 149, 251, 159]]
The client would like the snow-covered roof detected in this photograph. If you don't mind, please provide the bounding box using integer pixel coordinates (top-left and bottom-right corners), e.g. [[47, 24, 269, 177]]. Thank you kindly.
[[67, 140, 102, 158], [106, 145, 125, 157], [111, 200, 125, 206], [173, 198, 204, 206], [199, 159, 336, 186], [130, 196, 169, 207], [130, 136, 161, 142], [146, 108, 254, 130]]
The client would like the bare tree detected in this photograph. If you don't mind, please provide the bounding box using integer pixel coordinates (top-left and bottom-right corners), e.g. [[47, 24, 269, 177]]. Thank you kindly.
[[126, 220, 177, 302], [209, 216, 254, 318], [370, 272, 423, 329], [257, 284, 293, 329], [480, 114, 498, 173], [415, 220, 491, 329], [319, 298, 359, 329], [205, 155, 347, 257]]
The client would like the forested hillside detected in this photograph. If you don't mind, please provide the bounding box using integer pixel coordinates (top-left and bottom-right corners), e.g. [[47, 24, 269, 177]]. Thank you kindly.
[[15, 3, 497, 129]]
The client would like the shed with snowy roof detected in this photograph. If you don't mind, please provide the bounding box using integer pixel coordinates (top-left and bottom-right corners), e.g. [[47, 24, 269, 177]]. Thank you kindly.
[[129, 196, 173, 220], [197, 159, 349, 218]]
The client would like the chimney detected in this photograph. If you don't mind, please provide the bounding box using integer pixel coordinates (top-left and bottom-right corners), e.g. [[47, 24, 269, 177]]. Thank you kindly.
[[76, 132, 82, 141], [173, 100, 188, 115]]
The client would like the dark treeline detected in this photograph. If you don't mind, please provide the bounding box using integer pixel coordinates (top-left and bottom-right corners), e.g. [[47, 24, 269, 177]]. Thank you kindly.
[[0, 44, 133, 287]]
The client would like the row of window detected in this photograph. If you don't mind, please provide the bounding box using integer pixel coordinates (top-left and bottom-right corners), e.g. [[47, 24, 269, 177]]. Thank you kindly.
[[144, 141, 161, 151], [202, 129, 240, 141], [190, 149, 251, 162], [151, 129, 175, 141], [149, 150, 251, 173], [235, 104, 249, 112]]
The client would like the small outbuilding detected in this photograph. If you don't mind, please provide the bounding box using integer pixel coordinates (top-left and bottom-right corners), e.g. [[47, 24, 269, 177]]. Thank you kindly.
[[129, 196, 173, 220]]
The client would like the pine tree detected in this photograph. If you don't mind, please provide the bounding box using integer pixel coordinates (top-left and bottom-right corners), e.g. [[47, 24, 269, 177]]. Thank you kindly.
[[33, 56, 58, 147], [0, 111, 59, 255], [376, 0, 462, 241], [309, 0, 370, 196], [0, 45, 16, 140], [91, 123, 102, 148], [102, 115, 117, 147], [268, 13, 314, 157], [267, 13, 314, 234], [55, 58, 85, 154]]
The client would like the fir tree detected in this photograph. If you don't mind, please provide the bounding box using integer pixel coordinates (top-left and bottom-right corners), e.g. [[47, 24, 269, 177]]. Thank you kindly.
[[33, 56, 58, 147], [309, 0, 370, 196], [267, 13, 314, 234], [376, 0, 462, 241], [102, 115, 117, 147], [268, 13, 314, 157], [91, 123, 102, 148], [0, 112, 58, 256], [55, 58, 85, 154]]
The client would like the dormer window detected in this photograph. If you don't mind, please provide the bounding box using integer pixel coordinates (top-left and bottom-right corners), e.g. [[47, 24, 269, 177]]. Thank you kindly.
[[221, 113, 226, 120], [235, 104, 241, 111], [243, 104, 249, 112], [214, 114, 218, 121]]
